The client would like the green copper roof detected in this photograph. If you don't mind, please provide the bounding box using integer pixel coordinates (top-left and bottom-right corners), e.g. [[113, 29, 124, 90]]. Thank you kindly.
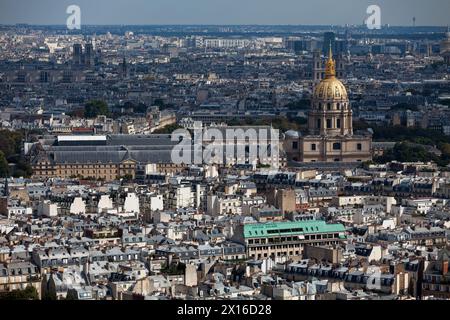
[[243, 220, 346, 239]]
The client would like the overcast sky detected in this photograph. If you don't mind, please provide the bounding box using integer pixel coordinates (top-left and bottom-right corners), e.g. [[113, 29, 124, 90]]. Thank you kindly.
[[0, 0, 449, 26]]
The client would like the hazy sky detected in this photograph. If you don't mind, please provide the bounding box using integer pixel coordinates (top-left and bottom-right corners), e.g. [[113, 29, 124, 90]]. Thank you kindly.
[[0, 0, 449, 26]]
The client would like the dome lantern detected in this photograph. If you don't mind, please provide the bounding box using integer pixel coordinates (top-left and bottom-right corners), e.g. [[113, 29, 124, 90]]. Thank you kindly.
[[325, 42, 336, 78]]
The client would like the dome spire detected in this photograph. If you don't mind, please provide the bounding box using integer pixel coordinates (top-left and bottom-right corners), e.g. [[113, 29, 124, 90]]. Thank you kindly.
[[325, 41, 336, 78]]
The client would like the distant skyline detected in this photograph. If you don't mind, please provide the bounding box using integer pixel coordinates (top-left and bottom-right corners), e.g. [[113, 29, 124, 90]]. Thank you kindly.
[[0, 0, 449, 26]]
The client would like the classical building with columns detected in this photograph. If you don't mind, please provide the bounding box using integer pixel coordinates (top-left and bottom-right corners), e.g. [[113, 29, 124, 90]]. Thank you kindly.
[[285, 46, 372, 163]]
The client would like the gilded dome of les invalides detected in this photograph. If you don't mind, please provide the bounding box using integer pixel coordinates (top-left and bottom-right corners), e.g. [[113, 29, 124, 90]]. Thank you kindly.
[[313, 45, 348, 101]]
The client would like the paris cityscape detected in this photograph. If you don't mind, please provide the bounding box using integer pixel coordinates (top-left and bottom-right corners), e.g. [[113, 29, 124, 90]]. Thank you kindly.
[[0, 0, 450, 303]]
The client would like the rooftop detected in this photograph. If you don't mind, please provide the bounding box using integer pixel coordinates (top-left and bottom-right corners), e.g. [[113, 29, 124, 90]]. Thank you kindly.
[[243, 220, 346, 239]]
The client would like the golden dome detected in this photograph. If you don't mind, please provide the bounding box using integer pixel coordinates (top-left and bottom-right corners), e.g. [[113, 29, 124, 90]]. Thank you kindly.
[[313, 44, 348, 101], [313, 77, 348, 101]]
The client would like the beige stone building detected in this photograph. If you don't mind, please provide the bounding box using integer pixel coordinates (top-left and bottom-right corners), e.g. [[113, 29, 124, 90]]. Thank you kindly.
[[285, 46, 372, 163]]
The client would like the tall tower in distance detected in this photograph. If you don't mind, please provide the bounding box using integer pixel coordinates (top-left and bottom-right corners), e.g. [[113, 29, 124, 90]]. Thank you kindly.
[[323, 32, 336, 56], [121, 57, 129, 79], [73, 43, 83, 65], [84, 42, 95, 67], [313, 50, 323, 83]]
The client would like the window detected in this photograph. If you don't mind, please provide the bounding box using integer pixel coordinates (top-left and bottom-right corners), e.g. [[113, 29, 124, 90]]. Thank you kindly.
[[357, 143, 362, 151], [317, 119, 321, 129], [327, 103, 331, 110], [292, 141, 298, 150], [337, 103, 341, 110], [326, 119, 332, 129], [337, 119, 341, 128], [333, 143, 341, 150], [311, 144, 317, 151]]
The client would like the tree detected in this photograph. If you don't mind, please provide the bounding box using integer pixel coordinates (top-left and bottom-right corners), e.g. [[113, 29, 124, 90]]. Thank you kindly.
[[374, 142, 439, 164], [0, 130, 23, 158], [69, 108, 85, 118], [0, 130, 34, 178], [286, 99, 311, 111], [0, 286, 39, 300], [0, 151, 9, 177], [441, 143, 450, 157], [84, 100, 110, 118], [42, 286, 57, 300]]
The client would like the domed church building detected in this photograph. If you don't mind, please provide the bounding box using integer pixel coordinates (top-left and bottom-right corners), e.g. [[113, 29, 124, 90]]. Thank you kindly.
[[285, 46, 372, 163]]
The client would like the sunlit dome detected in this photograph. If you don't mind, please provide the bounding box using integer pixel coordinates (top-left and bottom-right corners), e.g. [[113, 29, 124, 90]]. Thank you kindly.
[[313, 45, 348, 101]]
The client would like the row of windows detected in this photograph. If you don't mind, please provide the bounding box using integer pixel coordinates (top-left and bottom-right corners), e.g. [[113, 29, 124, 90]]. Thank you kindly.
[[60, 165, 116, 169], [317, 118, 342, 129], [308, 143, 362, 151], [316, 102, 348, 111], [314, 72, 344, 79], [248, 233, 340, 244], [60, 170, 118, 174]]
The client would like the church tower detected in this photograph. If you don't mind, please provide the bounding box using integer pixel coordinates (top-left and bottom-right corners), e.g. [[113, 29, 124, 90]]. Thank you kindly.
[[308, 44, 353, 137], [312, 48, 345, 83], [285, 45, 372, 164], [312, 50, 323, 83]]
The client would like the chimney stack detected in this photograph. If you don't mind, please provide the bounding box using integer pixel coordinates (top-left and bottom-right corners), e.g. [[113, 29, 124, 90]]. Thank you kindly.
[[442, 260, 449, 275]]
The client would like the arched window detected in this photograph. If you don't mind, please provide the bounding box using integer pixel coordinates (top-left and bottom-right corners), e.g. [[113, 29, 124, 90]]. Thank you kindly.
[[336, 103, 341, 110]]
